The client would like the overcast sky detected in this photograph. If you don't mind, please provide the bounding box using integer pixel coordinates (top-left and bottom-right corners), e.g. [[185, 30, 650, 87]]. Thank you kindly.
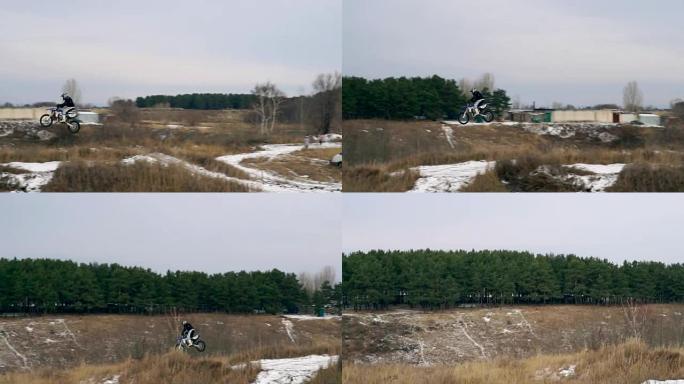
[[344, 0, 684, 108], [0, 0, 341, 105], [0, 194, 341, 281], [343, 194, 684, 265]]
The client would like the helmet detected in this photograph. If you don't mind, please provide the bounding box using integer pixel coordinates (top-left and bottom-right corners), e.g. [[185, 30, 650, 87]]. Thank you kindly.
[[470, 88, 478, 94], [61, 93, 69, 99], [182, 320, 188, 325]]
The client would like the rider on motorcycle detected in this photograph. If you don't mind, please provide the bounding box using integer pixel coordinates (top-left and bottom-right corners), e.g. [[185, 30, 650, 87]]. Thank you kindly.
[[56, 93, 76, 123], [180, 320, 198, 347], [469, 88, 485, 115]]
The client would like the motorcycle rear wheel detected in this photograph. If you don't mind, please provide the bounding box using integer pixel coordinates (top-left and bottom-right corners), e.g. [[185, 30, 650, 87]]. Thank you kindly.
[[39, 114, 53, 127], [482, 110, 494, 123], [66, 120, 80, 134]]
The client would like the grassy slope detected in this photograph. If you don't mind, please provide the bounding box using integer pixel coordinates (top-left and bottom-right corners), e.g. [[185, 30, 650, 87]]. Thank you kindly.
[[343, 119, 684, 192], [343, 340, 684, 384], [0, 109, 340, 191]]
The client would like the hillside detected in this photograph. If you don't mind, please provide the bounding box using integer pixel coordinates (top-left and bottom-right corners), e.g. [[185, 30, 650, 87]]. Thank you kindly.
[[0, 108, 341, 192], [343, 339, 684, 384], [343, 304, 684, 365], [0, 313, 340, 372]]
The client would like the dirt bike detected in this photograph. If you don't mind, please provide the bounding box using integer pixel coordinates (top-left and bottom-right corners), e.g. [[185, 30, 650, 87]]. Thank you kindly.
[[458, 102, 494, 125], [176, 335, 206, 352], [39, 107, 81, 133]]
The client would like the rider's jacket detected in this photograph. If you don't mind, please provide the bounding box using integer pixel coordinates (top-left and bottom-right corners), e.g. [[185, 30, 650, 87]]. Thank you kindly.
[[470, 91, 484, 104], [57, 96, 75, 108], [181, 322, 194, 337]]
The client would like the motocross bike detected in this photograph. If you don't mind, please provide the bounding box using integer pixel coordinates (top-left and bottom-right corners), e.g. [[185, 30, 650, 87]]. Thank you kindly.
[[176, 334, 206, 352], [458, 102, 494, 125], [39, 107, 81, 133]]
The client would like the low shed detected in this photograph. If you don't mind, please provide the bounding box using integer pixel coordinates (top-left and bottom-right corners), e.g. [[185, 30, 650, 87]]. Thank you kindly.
[[638, 114, 661, 126], [78, 111, 100, 124]]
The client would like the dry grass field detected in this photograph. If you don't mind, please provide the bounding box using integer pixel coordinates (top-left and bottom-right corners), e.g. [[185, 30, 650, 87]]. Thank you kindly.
[[344, 305, 684, 364], [0, 313, 340, 383], [343, 340, 684, 384], [343, 119, 684, 192], [0, 109, 341, 192], [343, 305, 684, 383]]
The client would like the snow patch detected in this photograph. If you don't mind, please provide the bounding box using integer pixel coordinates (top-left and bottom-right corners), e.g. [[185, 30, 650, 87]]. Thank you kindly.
[[441, 125, 455, 149], [252, 354, 338, 384], [0, 161, 62, 192], [409, 160, 495, 192], [282, 319, 296, 343], [121, 152, 263, 191], [563, 163, 626, 192], [559, 364, 576, 377], [215, 142, 341, 192], [282, 315, 340, 321], [101, 375, 121, 384], [522, 123, 618, 142], [0, 331, 29, 369]]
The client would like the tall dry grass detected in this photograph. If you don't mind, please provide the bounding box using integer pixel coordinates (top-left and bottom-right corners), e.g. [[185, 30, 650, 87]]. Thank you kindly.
[[309, 359, 342, 384], [0, 351, 260, 384], [342, 166, 419, 192], [343, 340, 684, 384], [343, 119, 684, 191], [42, 161, 251, 192], [459, 170, 508, 192], [608, 162, 684, 192], [242, 155, 341, 183]]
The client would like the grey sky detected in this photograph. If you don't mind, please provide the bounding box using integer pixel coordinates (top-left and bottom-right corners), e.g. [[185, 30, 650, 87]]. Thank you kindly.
[[0, 194, 341, 280], [0, 0, 341, 105], [343, 194, 684, 265], [344, 0, 684, 108]]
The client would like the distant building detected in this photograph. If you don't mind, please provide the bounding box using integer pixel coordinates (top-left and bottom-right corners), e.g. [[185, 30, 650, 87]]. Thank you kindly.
[[507, 108, 662, 126], [637, 113, 662, 126], [78, 111, 100, 124]]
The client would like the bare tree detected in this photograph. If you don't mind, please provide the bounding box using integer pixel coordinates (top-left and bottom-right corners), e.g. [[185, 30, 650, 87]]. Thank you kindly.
[[62, 78, 82, 105], [109, 98, 139, 125], [475, 72, 495, 92], [552, 101, 565, 110], [511, 95, 522, 109], [312, 72, 341, 134], [623, 81, 643, 113], [458, 78, 473, 96], [622, 298, 650, 340], [459, 73, 495, 95], [673, 101, 684, 119], [298, 266, 337, 295], [251, 82, 285, 135]]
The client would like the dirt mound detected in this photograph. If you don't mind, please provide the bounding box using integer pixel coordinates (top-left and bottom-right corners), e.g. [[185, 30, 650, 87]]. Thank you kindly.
[[343, 305, 684, 365]]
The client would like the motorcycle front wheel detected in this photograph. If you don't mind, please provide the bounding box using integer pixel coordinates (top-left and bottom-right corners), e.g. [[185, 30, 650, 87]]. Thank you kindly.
[[458, 112, 470, 125], [66, 120, 80, 134], [194, 340, 206, 352], [39, 114, 53, 127], [482, 110, 494, 123]]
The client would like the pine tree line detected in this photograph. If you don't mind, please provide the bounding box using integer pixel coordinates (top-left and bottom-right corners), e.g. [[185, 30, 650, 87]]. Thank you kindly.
[[342, 250, 684, 310], [0, 258, 340, 315], [135, 93, 256, 110], [342, 75, 511, 120]]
